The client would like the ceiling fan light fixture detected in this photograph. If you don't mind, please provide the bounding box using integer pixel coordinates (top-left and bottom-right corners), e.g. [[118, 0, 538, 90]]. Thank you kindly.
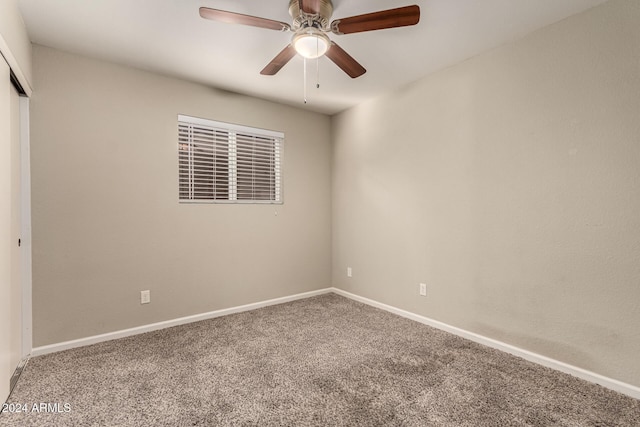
[[200, 2, 421, 79], [292, 28, 330, 59]]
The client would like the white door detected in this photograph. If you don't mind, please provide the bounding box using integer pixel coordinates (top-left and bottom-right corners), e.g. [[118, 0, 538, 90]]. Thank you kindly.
[[0, 58, 23, 402], [9, 70, 23, 385]]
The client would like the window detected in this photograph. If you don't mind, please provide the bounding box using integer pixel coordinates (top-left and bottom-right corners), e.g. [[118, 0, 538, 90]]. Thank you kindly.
[[178, 115, 283, 203]]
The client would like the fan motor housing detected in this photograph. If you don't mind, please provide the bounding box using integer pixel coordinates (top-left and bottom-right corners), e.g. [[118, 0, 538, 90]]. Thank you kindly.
[[288, 0, 333, 30]]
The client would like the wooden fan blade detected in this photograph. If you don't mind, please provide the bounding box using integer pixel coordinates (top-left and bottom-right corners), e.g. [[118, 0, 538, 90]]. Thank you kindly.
[[331, 5, 420, 35], [299, 0, 322, 15], [199, 7, 290, 31], [260, 45, 297, 75], [325, 42, 366, 78]]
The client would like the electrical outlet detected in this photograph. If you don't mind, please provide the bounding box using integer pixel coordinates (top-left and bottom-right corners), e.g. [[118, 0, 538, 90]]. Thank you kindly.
[[347, 267, 352, 278], [419, 283, 427, 296], [141, 290, 150, 304]]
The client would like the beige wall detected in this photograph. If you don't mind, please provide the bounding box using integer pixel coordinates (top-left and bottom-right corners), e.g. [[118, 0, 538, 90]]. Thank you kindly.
[[332, 0, 640, 387], [31, 45, 332, 347]]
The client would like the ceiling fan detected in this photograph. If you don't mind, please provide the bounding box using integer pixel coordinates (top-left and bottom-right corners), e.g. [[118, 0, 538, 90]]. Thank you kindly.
[[199, 0, 420, 79]]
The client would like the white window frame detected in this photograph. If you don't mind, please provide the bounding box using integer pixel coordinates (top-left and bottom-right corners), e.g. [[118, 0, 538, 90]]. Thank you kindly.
[[178, 114, 283, 204]]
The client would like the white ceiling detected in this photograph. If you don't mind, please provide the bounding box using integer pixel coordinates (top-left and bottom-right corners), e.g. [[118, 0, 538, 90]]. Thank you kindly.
[[18, 0, 608, 115]]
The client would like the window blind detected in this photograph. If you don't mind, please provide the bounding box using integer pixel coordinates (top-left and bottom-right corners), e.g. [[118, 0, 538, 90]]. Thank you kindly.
[[178, 115, 283, 203]]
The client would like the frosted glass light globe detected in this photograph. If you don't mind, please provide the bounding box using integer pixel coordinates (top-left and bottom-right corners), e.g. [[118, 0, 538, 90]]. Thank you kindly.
[[293, 30, 330, 59]]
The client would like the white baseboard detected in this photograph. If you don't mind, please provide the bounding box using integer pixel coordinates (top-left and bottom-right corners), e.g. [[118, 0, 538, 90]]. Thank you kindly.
[[31, 288, 333, 357], [330, 287, 640, 400], [31, 286, 640, 400]]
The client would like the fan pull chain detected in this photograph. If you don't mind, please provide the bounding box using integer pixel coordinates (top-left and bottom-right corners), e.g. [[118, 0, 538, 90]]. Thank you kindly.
[[303, 58, 308, 104], [303, 39, 323, 104], [316, 36, 320, 89]]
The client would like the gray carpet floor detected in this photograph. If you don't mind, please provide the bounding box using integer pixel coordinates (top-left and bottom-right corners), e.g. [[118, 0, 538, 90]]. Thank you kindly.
[[1, 293, 639, 426]]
